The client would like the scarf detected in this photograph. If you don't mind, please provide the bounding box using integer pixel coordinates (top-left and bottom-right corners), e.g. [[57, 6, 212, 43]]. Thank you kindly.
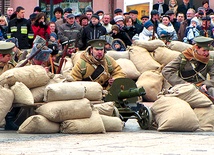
[[158, 23, 175, 33], [182, 45, 210, 64]]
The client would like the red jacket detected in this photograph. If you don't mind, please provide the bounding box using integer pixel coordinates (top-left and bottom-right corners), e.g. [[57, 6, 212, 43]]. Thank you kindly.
[[32, 25, 51, 41]]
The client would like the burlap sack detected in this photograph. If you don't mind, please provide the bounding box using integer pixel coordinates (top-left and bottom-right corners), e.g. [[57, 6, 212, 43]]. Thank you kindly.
[[73, 81, 103, 101], [194, 105, 214, 131], [132, 39, 165, 52], [106, 50, 129, 60], [0, 65, 50, 88], [100, 115, 124, 132], [43, 82, 85, 102], [35, 98, 92, 122], [152, 47, 180, 65], [30, 79, 58, 103], [136, 69, 163, 101], [60, 57, 73, 75], [18, 115, 60, 134], [162, 78, 172, 91], [93, 102, 115, 116], [164, 83, 212, 108], [116, 58, 140, 80], [151, 96, 199, 131], [129, 46, 161, 73], [71, 50, 84, 65], [0, 119, 5, 128], [168, 41, 192, 52], [11, 82, 34, 105], [60, 110, 105, 134], [0, 85, 14, 123]]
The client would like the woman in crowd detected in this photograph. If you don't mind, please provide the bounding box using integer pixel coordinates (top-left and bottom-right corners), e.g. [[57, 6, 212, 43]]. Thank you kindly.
[[0, 15, 8, 40], [122, 16, 137, 41], [138, 20, 158, 41], [168, 0, 178, 16], [201, 0, 213, 15], [157, 15, 178, 41]]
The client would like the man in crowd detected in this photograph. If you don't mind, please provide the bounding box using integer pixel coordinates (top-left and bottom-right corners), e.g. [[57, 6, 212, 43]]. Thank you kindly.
[[101, 13, 112, 33], [110, 8, 123, 25], [149, 9, 160, 33], [141, 15, 149, 26], [56, 7, 72, 31], [85, 8, 94, 21], [128, 10, 143, 34], [177, 12, 185, 23], [153, 0, 169, 16], [162, 36, 214, 97], [5, 7, 14, 22], [7, 6, 34, 50], [177, 0, 195, 19], [70, 39, 126, 90], [165, 10, 180, 33]]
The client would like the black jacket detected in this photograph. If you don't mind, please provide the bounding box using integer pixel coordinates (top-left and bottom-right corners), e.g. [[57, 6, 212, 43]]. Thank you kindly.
[[177, 3, 195, 18], [112, 29, 132, 47], [81, 22, 107, 50], [7, 18, 34, 49], [123, 26, 137, 40], [153, 3, 169, 15]]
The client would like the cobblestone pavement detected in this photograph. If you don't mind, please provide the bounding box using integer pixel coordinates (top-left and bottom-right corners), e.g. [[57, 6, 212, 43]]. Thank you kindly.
[[0, 119, 214, 155]]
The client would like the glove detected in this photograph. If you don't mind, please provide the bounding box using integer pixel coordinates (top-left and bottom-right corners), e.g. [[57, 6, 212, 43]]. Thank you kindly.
[[39, 22, 47, 29]]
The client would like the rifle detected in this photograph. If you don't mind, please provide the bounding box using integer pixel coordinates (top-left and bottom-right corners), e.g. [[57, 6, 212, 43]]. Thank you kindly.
[[152, 20, 156, 40], [56, 39, 75, 74]]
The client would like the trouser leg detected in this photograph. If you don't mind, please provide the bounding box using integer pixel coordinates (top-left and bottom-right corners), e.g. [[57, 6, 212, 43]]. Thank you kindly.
[[5, 107, 21, 131]]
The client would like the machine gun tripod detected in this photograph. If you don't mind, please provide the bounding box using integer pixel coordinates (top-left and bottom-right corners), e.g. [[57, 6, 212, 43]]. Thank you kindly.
[[104, 78, 153, 129]]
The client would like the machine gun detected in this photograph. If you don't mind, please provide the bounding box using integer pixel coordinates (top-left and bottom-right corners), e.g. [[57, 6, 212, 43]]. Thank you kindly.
[[104, 78, 152, 129]]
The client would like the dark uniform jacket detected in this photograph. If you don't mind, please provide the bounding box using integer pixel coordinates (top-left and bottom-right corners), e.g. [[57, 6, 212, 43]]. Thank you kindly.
[[162, 50, 214, 89], [81, 22, 107, 50], [7, 18, 34, 49], [153, 3, 169, 15]]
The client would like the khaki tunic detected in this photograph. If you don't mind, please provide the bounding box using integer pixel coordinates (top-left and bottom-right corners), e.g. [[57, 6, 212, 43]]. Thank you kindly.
[[0, 62, 15, 75], [162, 52, 214, 89], [71, 51, 126, 89]]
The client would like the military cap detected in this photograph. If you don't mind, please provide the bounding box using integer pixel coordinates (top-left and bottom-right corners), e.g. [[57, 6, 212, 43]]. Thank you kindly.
[[0, 42, 15, 54], [88, 39, 107, 50], [194, 36, 213, 50]]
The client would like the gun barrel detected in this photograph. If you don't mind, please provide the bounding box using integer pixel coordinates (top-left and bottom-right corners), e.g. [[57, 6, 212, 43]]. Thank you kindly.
[[118, 87, 146, 100]]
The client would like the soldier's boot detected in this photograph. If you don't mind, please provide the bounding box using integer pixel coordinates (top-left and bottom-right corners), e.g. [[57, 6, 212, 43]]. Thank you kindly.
[[5, 108, 20, 131]]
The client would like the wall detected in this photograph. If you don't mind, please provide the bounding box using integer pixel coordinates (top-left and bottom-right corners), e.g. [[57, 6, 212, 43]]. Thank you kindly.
[[93, 0, 110, 14]]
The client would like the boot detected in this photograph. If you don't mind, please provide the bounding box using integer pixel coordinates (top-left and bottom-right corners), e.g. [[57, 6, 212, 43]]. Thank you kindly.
[[5, 107, 20, 131]]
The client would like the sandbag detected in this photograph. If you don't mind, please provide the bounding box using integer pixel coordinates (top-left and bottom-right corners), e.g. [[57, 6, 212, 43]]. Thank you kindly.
[[35, 98, 92, 122], [0, 65, 50, 88], [164, 83, 212, 108], [136, 69, 163, 101], [100, 115, 124, 132], [43, 82, 85, 102], [18, 115, 60, 134], [132, 39, 165, 52], [168, 41, 192, 52], [129, 46, 161, 73], [194, 105, 214, 131], [60, 110, 105, 134], [93, 102, 115, 116], [152, 47, 180, 65], [116, 58, 140, 80], [0, 119, 5, 128], [151, 96, 199, 131], [11, 82, 34, 105], [106, 50, 129, 60], [162, 78, 172, 91], [0, 85, 14, 123], [73, 81, 103, 101], [60, 57, 73, 75]]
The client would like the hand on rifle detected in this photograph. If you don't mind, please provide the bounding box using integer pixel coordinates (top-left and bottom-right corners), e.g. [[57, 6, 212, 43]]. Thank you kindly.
[[200, 84, 208, 92]]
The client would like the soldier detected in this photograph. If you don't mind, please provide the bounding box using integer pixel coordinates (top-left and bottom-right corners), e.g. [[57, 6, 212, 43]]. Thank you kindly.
[[162, 36, 214, 97], [70, 39, 126, 90]]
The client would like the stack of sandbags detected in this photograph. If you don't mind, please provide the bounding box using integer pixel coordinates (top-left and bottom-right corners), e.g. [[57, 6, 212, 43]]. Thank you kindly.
[[151, 96, 199, 131], [116, 58, 141, 80], [106, 50, 129, 60], [167, 41, 192, 52]]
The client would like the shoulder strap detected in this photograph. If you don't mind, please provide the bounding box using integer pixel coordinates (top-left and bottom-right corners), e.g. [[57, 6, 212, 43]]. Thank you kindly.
[[105, 56, 113, 73], [180, 54, 187, 71]]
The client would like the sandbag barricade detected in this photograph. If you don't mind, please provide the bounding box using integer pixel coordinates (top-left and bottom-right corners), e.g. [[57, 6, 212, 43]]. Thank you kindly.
[[100, 115, 124, 132], [168, 41, 192, 52], [106, 50, 129, 60], [93, 102, 115, 116]]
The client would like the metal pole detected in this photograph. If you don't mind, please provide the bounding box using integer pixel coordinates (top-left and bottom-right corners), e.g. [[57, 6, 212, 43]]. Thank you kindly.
[[50, 0, 53, 19]]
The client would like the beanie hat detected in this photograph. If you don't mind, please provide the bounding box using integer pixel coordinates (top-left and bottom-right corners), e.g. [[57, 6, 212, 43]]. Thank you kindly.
[[50, 32, 57, 40], [114, 15, 124, 22], [144, 20, 154, 29], [91, 14, 99, 20], [29, 43, 52, 61], [191, 17, 199, 26]]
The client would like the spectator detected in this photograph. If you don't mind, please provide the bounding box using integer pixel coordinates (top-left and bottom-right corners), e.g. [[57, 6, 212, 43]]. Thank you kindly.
[[101, 13, 112, 33], [150, 9, 160, 33], [114, 15, 124, 28], [5, 7, 14, 23], [81, 14, 106, 50], [85, 8, 94, 20], [49, 22, 58, 34], [168, 0, 178, 16], [165, 10, 180, 33], [183, 18, 200, 44], [79, 15, 89, 27], [138, 20, 158, 41], [153, 0, 169, 16], [55, 7, 72, 31], [176, 12, 185, 23], [51, 7, 63, 22], [75, 13, 82, 24], [0, 15, 8, 40], [32, 12, 51, 42], [177, 0, 195, 19], [157, 15, 178, 41], [128, 10, 143, 34], [7, 6, 34, 50], [123, 16, 137, 40], [110, 8, 123, 25], [96, 10, 104, 20], [141, 15, 149, 26], [33, 6, 42, 14], [201, 0, 213, 15], [197, 16, 213, 38], [177, 8, 195, 41]]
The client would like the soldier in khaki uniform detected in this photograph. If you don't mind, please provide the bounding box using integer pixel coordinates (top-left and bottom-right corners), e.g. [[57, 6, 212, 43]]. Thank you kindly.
[[0, 42, 15, 75], [162, 36, 214, 97], [71, 39, 126, 89]]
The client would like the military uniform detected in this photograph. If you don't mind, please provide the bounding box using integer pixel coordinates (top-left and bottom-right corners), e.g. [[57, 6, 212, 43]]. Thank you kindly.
[[162, 36, 214, 96], [71, 39, 126, 89]]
